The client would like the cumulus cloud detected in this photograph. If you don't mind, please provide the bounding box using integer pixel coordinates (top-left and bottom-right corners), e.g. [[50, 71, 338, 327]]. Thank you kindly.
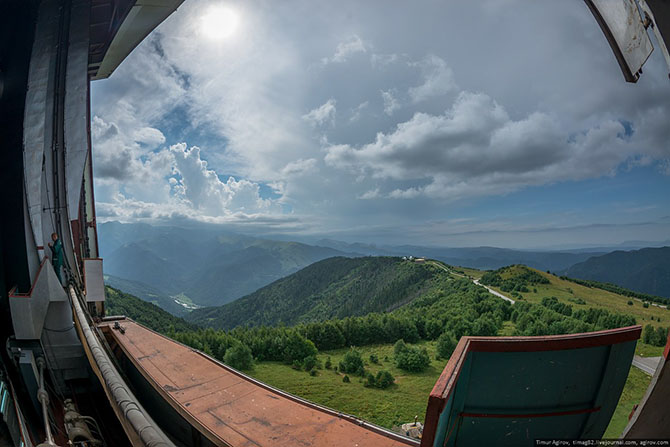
[[381, 89, 400, 116], [326, 91, 635, 199], [408, 55, 457, 103], [302, 99, 337, 127], [133, 127, 166, 148], [170, 143, 275, 215], [322, 35, 367, 64], [90, 0, 670, 245]]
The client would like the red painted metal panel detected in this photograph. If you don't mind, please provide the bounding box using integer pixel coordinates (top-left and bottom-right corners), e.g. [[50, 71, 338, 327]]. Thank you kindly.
[[101, 320, 417, 447]]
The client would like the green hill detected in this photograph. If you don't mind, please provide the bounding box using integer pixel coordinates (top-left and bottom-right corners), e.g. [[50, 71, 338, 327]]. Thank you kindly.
[[186, 257, 440, 329], [99, 222, 352, 308], [564, 247, 670, 298], [105, 286, 195, 333]]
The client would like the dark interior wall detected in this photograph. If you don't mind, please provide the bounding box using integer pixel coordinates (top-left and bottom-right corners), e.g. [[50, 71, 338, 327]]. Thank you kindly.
[[0, 1, 40, 326]]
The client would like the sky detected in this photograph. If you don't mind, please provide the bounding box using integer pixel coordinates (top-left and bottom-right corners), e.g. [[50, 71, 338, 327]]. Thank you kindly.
[[90, 0, 670, 249]]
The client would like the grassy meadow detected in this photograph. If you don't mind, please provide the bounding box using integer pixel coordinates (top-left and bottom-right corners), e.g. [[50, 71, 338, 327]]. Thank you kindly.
[[248, 339, 653, 437], [249, 341, 443, 428], [453, 264, 668, 356], [247, 265, 661, 436]]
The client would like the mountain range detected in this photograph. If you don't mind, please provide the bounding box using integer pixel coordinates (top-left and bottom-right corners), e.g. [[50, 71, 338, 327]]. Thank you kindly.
[[564, 246, 670, 298], [185, 256, 440, 329], [99, 222, 670, 314], [99, 222, 351, 307]]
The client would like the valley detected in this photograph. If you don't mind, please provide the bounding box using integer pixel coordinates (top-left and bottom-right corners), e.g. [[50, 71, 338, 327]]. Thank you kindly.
[[105, 256, 668, 438]]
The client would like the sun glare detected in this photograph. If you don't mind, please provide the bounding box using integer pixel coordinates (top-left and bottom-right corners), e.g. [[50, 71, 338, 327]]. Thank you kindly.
[[201, 6, 240, 40]]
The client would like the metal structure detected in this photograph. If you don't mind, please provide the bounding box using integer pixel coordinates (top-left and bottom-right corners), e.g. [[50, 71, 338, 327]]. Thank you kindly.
[[1, 0, 184, 444], [421, 327, 641, 447], [584, 0, 670, 81], [0, 0, 668, 445]]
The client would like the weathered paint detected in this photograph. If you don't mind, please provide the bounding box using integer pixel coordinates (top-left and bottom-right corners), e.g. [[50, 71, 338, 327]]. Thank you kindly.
[[101, 319, 417, 447], [421, 326, 641, 447]]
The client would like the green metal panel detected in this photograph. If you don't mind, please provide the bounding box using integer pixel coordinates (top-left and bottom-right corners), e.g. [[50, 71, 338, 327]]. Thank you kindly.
[[424, 328, 640, 447]]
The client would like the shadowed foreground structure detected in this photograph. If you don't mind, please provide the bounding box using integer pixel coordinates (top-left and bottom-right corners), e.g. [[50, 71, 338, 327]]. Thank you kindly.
[[421, 326, 642, 447]]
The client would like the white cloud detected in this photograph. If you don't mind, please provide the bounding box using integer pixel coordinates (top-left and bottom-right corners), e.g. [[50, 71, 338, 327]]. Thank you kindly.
[[89, 0, 670, 245], [170, 143, 275, 215], [349, 101, 369, 122], [302, 99, 337, 127], [322, 35, 367, 64], [133, 127, 166, 148], [281, 158, 318, 176], [358, 188, 380, 199], [381, 89, 400, 116], [408, 55, 456, 103], [326, 91, 636, 200]]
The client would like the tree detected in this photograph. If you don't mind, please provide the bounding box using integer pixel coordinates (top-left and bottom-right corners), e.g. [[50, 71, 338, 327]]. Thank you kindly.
[[224, 343, 253, 370], [339, 348, 364, 375], [283, 332, 317, 364], [374, 370, 395, 389], [302, 355, 319, 371], [394, 340, 430, 372], [655, 326, 669, 347], [436, 332, 457, 359]]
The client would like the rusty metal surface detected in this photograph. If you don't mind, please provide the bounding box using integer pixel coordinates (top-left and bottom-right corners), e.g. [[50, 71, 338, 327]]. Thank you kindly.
[[101, 320, 416, 447]]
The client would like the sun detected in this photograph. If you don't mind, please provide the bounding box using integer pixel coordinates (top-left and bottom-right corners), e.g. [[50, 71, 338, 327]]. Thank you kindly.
[[201, 6, 240, 40]]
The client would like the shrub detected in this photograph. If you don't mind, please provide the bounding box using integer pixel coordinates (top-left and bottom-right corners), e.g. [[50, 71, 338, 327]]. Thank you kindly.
[[369, 353, 379, 364], [324, 356, 332, 369], [436, 332, 457, 359], [374, 370, 395, 389], [342, 375, 350, 383], [364, 372, 376, 388], [302, 355, 319, 371], [643, 302, 650, 308], [223, 343, 253, 371], [627, 300, 634, 306], [309, 367, 318, 376], [642, 325, 669, 346], [339, 348, 364, 374], [394, 340, 431, 372], [394, 339, 408, 356]]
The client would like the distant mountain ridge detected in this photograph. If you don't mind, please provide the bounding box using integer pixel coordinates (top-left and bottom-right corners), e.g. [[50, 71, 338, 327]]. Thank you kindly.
[[99, 222, 354, 308], [314, 240, 604, 272], [564, 246, 670, 298], [186, 256, 441, 330]]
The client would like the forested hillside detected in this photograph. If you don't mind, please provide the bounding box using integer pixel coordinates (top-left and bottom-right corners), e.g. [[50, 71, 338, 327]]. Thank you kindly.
[[104, 274, 189, 316], [105, 286, 195, 333], [186, 257, 440, 329], [564, 247, 670, 298], [105, 265, 662, 430], [99, 221, 352, 309]]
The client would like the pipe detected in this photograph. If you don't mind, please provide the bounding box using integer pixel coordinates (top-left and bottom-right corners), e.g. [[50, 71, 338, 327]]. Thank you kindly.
[[68, 286, 175, 447], [36, 357, 57, 447]]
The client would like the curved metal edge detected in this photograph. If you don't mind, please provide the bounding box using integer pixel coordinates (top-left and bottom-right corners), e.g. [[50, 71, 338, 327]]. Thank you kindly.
[[69, 286, 175, 447]]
